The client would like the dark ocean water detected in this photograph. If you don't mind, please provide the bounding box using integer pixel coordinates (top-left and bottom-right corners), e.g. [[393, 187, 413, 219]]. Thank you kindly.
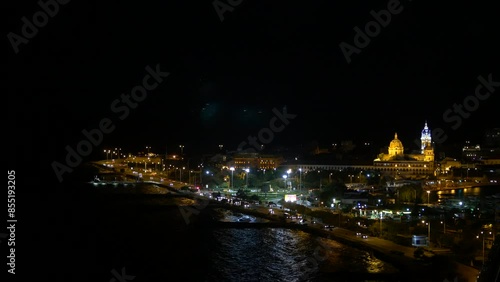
[[24, 183, 408, 282], [92, 183, 403, 281]]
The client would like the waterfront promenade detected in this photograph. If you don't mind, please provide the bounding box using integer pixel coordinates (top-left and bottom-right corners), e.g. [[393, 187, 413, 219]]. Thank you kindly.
[[87, 166, 482, 282]]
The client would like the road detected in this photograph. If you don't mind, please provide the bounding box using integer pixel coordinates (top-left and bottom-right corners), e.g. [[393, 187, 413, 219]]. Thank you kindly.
[[326, 227, 479, 282], [91, 161, 482, 281]]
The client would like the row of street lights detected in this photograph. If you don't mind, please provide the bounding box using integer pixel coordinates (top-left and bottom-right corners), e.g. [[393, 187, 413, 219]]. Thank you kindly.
[[421, 220, 449, 247], [477, 231, 493, 264], [104, 148, 122, 160]]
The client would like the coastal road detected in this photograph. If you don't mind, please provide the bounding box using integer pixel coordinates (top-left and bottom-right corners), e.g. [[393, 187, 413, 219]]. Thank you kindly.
[[329, 227, 480, 282]]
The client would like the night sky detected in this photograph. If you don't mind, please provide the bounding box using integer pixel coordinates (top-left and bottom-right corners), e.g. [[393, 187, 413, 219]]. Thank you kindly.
[[8, 0, 500, 181], [4, 2, 500, 281]]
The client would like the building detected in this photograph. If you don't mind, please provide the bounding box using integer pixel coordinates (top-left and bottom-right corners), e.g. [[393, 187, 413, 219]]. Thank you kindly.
[[232, 153, 284, 170], [373, 122, 435, 177], [412, 235, 429, 247], [420, 122, 432, 154], [284, 122, 436, 178]]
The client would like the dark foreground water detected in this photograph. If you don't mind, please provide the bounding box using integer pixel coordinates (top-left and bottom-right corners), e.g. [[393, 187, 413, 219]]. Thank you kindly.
[[204, 225, 398, 282], [24, 183, 412, 282]]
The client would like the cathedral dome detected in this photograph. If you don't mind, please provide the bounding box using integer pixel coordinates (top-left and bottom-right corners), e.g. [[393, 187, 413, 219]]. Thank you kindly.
[[389, 133, 403, 150]]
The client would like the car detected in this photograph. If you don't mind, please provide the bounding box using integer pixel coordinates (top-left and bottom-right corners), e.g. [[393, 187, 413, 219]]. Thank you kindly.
[[324, 225, 334, 230], [356, 232, 362, 237], [361, 234, 368, 239]]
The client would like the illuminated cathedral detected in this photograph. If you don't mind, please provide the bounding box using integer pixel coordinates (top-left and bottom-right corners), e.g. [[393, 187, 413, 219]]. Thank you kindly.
[[376, 122, 434, 162], [373, 122, 435, 177]]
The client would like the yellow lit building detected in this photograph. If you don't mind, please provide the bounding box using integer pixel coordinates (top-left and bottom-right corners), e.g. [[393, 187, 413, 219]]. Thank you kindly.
[[374, 122, 435, 177], [232, 153, 283, 170]]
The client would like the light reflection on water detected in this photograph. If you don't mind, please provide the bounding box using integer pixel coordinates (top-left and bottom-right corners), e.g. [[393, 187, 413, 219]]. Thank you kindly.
[[437, 185, 500, 202], [203, 212, 398, 282], [88, 184, 401, 281]]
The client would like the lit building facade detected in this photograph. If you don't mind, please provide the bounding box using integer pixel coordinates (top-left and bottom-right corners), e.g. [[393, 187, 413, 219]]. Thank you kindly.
[[372, 122, 435, 177], [285, 122, 437, 178], [232, 153, 284, 170]]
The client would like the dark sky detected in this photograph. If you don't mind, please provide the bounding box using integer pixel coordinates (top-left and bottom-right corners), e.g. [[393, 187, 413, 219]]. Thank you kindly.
[[8, 0, 500, 177], [4, 2, 500, 279]]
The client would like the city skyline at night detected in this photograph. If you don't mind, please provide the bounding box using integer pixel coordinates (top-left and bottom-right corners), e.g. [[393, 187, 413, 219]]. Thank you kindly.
[[7, 1, 500, 281]]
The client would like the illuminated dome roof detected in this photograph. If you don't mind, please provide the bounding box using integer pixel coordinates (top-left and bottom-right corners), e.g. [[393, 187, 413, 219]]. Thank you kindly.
[[389, 133, 403, 150]]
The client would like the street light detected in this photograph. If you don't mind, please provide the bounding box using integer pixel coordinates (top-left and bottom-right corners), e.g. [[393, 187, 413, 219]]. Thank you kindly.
[[179, 145, 184, 155], [146, 146, 151, 155], [426, 190, 430, 205], [287, 169, 291, 190], [283, 174, 287, 190], [380, 212, 383, 237], [422, 220, 430, 247], [477, 231, 492, 264], [230, 167, 235, 189], [299, 168, 302, 192], [440, 221, 446, 234], [115, 147, 122, 159], [244, 168, 249, 188]]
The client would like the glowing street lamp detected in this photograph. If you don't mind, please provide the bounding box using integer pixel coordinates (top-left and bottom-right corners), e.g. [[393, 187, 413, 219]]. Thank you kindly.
[[115, 147, 122, 159], [422, 220, 430, 246], [426, 190, 430, 205], [348, 174, 353, 183], [230, 167, 235, 189], [244, 168, 250, 188], [477, 231, 492, 264], [380, 212, 383, 236], [299, 168, 302, 192], [287, 169, 291, 190], [283, 174, 288, 190]]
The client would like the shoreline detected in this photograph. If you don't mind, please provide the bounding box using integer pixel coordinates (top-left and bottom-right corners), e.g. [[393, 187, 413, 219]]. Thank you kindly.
[[85, 181, 479, 281]]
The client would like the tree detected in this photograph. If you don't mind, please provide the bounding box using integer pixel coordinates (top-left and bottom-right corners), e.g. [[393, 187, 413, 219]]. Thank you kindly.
[[236, 188, 247, 199], [319, 180, 347, 204], [398, 184, 423, 204], [260, 183, 271, 198], [249, 194, 260, 202]]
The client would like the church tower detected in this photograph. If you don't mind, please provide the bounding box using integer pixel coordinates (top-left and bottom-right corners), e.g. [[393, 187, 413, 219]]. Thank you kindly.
[[421, 121, 432, 154], [423, 144, 434, 162]]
